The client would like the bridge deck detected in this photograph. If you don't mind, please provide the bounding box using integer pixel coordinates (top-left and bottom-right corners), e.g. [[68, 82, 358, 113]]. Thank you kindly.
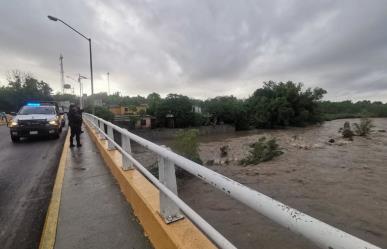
[[54, 127, 152, 249]]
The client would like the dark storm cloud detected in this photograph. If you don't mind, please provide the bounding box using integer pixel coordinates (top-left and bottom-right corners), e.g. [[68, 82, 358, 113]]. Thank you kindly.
[[0, 0, 386, 101]]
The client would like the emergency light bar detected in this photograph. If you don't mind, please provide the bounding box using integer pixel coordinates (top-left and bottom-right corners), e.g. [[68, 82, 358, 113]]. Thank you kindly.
[[26, 103, 41, 107]]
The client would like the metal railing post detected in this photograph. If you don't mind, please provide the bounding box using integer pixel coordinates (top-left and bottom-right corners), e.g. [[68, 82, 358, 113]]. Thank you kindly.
[[93, 116, 98, 127], [107, 125, 115, 150], [121, 134, 134, 170], [91, 117, 98, 130], [158, 150, 184, 224], [98, 120, 106, 140]]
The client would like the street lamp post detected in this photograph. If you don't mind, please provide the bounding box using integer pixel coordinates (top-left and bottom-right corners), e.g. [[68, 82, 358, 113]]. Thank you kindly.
[[47, 15, 94, 96]]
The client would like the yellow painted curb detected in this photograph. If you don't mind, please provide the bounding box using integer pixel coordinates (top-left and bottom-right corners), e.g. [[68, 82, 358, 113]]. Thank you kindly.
[[85, 121, 217, 249], [39, 129, 70, 249]]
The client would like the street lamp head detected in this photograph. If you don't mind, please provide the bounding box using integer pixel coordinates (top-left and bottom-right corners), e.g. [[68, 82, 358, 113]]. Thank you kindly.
[[47, 15, 58, 21]]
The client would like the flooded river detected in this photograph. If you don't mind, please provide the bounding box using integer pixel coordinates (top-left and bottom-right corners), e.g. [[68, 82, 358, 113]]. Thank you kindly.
[[133, 118, 387, 248]]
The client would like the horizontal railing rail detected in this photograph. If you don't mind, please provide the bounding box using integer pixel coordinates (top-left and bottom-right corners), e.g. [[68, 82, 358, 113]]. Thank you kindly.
[[83, 113, 381, 249]]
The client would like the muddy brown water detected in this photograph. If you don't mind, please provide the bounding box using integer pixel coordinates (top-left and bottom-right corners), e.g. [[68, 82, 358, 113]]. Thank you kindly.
[[132, 118, 387, 249]]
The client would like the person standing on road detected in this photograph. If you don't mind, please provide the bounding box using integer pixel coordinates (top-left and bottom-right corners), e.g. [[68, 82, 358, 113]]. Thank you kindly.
[[76, 106, 84, 134], [67, 104, 83, 147], [0, 112, 6, 122]]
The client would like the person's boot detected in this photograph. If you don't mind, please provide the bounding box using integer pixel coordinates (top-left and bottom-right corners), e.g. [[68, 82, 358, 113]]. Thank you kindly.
[[70, 137, 75, 147], [76, 136, 81, 147]]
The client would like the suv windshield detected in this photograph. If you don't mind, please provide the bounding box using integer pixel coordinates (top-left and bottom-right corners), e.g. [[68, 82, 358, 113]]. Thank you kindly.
[[18, 106, 56, 115]]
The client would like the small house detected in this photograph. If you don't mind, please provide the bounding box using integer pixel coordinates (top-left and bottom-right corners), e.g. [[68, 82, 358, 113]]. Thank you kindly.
[[192, 105, 202, 114], [135, 115, 156, 129], [109, 104, 148, 116]]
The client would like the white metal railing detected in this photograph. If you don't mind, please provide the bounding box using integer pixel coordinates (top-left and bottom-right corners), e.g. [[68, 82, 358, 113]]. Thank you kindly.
[[83, 113, 381, 249]]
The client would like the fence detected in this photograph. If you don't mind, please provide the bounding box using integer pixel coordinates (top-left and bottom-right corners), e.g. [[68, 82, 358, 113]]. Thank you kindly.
[[83, 113, 381, 249]]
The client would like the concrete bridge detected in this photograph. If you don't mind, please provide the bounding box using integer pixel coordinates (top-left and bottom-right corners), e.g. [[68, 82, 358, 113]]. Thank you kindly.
[[0, 114, 383, 249]]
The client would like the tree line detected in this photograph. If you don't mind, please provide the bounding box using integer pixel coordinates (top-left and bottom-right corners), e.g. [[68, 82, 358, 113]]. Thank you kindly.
[[1, 71, 386, 130], [320, 100, 387, 120], [0, 71, 53, 112]]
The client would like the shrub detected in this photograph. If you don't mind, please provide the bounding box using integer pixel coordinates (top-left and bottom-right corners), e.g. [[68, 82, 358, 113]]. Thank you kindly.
[[220, 145, 229, 157], [352, 118, 374, 136], [193, 112, 206, 126], [172, 129, 202, 164], [339, 121, 354, 140], [240, 137, 283, 165]]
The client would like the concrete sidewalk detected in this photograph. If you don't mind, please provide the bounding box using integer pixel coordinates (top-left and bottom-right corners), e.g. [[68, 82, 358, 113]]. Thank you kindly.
[[54, 127, 152, 249]]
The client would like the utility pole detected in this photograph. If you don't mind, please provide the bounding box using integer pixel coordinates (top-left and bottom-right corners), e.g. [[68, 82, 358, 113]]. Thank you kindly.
[[107, 72, 110, 95], [59, 54, 65, 94]]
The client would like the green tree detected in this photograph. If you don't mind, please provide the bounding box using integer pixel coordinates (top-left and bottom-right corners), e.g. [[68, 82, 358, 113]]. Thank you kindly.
[[203, 96, 249, 130], [247, 81, 326, 128], [156, 94, 195, 128], [146, 92, 161, 116], [0, 71, 53, 112]]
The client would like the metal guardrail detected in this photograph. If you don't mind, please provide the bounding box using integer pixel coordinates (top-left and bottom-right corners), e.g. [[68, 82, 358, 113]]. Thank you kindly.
[[83, 113, 381, 249]]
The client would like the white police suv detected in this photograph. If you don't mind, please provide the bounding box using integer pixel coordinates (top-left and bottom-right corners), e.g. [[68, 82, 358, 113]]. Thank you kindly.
[[9, 102, 64, 142]]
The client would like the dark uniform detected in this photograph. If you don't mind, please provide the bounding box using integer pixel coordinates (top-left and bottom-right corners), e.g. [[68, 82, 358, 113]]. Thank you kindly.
[[67, 105, 82, 147]]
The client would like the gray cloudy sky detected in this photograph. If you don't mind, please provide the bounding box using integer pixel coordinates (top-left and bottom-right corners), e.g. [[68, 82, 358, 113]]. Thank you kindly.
[[0, 0, 386, 101]]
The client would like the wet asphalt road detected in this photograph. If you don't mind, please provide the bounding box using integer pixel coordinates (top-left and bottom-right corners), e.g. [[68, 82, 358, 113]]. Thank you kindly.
[[0, 125, 68, 249]]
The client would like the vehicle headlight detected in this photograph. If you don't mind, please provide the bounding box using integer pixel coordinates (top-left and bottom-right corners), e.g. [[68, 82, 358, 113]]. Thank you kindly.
[[10, 120, 18, 127], [49, 120, 58, 125]]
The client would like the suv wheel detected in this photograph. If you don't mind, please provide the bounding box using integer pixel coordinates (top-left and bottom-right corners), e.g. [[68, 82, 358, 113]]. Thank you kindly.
[[11, 135, 20, 143]]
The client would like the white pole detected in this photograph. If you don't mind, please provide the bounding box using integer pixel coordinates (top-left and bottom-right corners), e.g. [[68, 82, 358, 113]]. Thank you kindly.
[[59, 54, 65, 94], [107, 72, 110, 95], [78, 74, 83, 109]]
